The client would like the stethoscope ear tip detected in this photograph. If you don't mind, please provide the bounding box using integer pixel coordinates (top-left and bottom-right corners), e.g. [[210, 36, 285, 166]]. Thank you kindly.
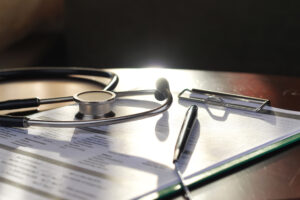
[[155, 78, 171, 101]]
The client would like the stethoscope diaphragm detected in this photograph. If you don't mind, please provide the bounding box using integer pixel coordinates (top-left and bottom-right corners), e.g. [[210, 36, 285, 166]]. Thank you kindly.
[[73, 91, 116, 119]]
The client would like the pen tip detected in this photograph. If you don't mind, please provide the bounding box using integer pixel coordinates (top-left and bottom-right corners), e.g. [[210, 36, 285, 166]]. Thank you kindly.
[[191, 105, 198, 110], [173, 149, 180, 163]]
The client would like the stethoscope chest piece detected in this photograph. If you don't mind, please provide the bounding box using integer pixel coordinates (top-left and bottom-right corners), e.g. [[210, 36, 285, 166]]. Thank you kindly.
[[73, 91, 116, 119]]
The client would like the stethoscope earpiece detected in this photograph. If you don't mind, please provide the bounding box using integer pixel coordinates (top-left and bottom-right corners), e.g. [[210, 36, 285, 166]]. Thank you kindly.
[[154, 78, 171, 101]]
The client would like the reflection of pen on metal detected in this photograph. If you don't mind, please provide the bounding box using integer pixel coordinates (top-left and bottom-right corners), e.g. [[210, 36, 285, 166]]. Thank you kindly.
[[173, 105, 198, 200]]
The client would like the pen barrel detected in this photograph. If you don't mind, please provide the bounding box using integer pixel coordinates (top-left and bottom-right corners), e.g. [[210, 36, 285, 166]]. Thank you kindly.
[[173, 105, 198, 163]]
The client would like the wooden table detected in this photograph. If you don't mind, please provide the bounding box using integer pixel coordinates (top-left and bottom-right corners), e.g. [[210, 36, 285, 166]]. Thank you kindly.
[[1, 67, 300, 200]]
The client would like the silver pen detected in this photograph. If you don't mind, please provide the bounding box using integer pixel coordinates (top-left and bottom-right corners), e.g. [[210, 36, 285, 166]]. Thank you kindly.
[[173, 105, 198, 200]]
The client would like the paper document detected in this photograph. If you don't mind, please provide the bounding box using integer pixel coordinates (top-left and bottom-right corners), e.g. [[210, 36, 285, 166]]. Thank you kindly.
[[0, 94, 299, 199]]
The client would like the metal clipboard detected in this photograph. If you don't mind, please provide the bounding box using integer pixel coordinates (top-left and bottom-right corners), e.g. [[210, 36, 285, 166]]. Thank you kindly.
[[178, 88, 270, 112], [142, 89, 300, 200]]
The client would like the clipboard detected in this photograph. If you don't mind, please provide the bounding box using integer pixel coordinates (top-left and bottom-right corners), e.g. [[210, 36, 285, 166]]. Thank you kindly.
[[141, 89, 300, 200], [178, 88, 270, 112]]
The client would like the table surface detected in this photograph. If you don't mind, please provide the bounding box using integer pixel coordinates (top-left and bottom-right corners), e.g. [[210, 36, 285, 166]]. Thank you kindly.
[[1, 67, 300, 200]]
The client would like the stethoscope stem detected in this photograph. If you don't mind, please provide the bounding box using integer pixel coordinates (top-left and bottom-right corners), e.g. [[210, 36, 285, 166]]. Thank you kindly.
[[40, 96, 73, 104], [0, 90, 157, 110], [116, 89, 155, 97]]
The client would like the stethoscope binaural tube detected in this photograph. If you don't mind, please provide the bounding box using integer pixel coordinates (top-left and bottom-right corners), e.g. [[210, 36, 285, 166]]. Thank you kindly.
[[0, 67, 119, 91], [0, 76, 173, 128]]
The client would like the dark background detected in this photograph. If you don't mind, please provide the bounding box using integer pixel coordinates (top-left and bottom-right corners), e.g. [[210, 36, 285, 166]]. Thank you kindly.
[[1, 0, 300, 76]]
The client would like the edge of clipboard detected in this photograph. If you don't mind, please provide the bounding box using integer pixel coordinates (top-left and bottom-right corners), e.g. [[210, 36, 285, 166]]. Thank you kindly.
[[140, 132, 300, 200]]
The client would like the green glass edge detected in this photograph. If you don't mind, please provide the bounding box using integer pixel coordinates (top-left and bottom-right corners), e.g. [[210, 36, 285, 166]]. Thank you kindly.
[[141, 132, 300, 199]]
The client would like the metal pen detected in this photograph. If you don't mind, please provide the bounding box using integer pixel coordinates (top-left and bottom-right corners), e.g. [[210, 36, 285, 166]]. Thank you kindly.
[[173, 105, 198, 200], [173, 105, 198, 163]]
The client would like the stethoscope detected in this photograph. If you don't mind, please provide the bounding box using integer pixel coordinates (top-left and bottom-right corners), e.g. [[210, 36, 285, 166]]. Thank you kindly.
[[0, 67, 173, 128]]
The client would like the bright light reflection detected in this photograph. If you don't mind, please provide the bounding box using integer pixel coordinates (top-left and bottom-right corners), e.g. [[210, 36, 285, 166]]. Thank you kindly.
[[113, 67, 213, 94]]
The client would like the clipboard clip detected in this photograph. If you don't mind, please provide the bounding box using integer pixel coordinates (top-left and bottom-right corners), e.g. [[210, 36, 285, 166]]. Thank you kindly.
[[178, 89, 270, 112]]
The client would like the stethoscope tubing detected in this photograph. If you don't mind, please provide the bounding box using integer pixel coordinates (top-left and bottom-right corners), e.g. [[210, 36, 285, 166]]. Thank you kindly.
[[0, 67, 119, 92], [26, 89, 173, 128], [0, 67, 173, 128]]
